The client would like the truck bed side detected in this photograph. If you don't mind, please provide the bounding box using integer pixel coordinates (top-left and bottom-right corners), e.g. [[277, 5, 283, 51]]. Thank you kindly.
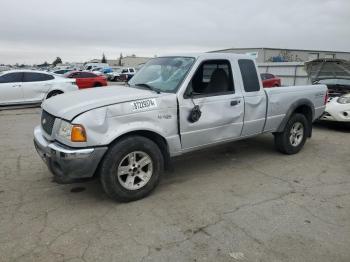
[[263, 84, 327, 132]]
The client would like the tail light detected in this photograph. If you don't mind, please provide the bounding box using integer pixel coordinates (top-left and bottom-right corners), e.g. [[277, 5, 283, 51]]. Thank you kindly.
[[324, 90, 329, 105]]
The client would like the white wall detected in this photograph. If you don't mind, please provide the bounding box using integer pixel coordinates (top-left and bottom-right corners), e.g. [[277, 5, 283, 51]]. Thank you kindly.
[[258, 62, 311, 86]]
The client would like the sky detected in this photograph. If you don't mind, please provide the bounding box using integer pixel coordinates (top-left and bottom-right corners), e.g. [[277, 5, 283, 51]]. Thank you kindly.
[[0, 0, 349, 64]]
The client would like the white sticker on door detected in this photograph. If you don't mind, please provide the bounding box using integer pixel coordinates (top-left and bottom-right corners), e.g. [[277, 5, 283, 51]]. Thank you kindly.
[[131, 99, 158, 111]]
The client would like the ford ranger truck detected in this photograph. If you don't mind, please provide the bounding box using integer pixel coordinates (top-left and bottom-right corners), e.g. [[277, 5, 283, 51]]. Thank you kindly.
[[34, 53, 327, 202]]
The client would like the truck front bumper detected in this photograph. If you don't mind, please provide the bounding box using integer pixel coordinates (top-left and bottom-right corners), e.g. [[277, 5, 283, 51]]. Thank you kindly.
[[33, 126, 108, 181]]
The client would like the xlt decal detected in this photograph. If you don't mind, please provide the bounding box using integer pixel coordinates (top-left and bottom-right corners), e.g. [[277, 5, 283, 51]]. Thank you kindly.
[[132, 99, 158, 111]]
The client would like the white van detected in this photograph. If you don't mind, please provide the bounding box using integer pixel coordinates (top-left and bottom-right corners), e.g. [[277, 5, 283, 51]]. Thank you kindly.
[[84, 63, 109, 71]]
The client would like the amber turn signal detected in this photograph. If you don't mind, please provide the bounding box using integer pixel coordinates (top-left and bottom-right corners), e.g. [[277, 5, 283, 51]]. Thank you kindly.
[[71, 125, 87, 142]]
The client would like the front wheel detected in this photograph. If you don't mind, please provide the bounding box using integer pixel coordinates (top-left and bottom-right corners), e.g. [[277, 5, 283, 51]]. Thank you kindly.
[[274, 113, 309, 154], [99, 136, 164, 202]]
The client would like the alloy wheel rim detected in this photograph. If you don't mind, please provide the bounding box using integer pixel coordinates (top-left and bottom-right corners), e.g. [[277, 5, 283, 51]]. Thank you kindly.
[[289, 122, 304, 147], [117, 151, 153, 190]]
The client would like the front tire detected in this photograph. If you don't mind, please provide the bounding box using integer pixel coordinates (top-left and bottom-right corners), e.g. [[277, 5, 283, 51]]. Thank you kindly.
[[100, 136, 164, 202], [274, 113, 309, 154]]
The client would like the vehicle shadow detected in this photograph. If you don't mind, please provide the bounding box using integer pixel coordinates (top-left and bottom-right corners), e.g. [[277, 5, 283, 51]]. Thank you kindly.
[[313, 121, 350, 133], [0, 104, 40, 111], [72, 134, 278, 202]]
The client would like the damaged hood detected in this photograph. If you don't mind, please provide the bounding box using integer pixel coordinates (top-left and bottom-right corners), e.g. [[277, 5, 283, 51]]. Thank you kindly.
[[42, 85, 163, 120]]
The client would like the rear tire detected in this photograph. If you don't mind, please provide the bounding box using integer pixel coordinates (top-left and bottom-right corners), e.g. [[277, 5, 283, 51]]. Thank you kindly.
[[100, 136, 164, 202], [94, 82, 102, 87], [46, 90, 63, 99], [274, 113, 309, 155]]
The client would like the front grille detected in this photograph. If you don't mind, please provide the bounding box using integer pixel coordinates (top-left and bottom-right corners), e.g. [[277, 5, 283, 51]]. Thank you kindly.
[[41, 110, 56, 135]]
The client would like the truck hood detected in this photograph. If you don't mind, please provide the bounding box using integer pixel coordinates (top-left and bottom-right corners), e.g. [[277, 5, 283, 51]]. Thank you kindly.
[[42, 85, 162, 120]]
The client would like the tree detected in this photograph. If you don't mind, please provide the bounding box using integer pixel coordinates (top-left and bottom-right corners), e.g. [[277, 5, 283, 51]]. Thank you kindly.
[[101, 53, 107, 63], [118, 53, 123, 66], [52, 57, 62, 67]]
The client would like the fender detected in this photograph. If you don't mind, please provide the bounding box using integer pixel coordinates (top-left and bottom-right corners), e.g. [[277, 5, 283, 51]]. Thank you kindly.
[[276, 99, 315, 134]]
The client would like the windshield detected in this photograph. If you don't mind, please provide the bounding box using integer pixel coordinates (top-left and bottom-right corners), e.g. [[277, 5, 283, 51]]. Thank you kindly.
[[128, 56, 195, 93]]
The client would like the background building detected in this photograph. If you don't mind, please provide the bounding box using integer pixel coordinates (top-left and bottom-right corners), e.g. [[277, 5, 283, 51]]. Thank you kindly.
[[89, 56, 151, 68], [212, 47, 350, 63]]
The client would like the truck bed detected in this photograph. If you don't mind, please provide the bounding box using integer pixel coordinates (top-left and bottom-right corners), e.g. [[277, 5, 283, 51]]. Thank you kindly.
[[263, 85, 327, 132]]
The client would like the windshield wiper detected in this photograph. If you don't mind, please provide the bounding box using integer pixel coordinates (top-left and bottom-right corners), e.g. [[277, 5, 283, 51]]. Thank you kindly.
[[134, 83, 161, 94]]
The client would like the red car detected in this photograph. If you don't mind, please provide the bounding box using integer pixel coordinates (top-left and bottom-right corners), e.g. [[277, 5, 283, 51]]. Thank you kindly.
[[260, 73, 281, 88], [65, 71, 107, 89]]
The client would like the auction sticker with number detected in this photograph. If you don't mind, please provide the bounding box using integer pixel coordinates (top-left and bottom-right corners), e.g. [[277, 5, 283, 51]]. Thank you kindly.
[[131, 99, 158, 111]]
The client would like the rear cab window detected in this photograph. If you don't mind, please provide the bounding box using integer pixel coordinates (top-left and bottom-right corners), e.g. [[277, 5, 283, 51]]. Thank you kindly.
[[238, 59, 260, 92]]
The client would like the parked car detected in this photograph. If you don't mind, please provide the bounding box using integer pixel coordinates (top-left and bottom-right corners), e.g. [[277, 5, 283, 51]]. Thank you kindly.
[[313, 78, 350, 122], [34, 53, 327, 202], [91, 67, 113, 75], [65, 71, 107, 89], [106, 68, 123, 81], [0, 70, 78, 106], [52, 69, 73, 75], [320, 93, 350, 122], [313, 78, 350, 99], [84, 63, 109, 71], [260, 73, 281, 87], [120, 67, 136, 81], [107, 67, 136, 81]]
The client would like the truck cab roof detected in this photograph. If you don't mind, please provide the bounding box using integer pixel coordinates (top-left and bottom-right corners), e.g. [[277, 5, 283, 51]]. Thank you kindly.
[[158, 52, 253, 61]]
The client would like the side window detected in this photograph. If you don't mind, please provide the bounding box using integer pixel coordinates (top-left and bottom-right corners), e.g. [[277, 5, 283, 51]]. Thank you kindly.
[[69, 72, 80, 78], [238, 59, 260, 92], [23, 72, 54, 82], [80, 72, 95, 78], [267, 74, 275, 79], [187, 60, 234, 97], [260, 73, 267, 80], [0, 72, 23, 83], [129, 68, 135, 73], [121, 69, 128, 73]]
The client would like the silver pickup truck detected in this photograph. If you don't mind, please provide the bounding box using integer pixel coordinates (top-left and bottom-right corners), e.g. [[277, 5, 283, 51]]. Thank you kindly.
[[34, 53, 327, 202]]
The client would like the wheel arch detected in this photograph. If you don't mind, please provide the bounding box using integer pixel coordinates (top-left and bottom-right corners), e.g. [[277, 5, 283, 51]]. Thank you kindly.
[[276, 99, 315, 137], [107, 130, 171, 170], [46, 89, 64, 99]]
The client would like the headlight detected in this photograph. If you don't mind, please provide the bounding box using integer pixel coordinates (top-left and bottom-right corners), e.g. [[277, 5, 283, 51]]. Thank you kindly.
[[58, 120, 87, 142], [337, 95, 350, 104]]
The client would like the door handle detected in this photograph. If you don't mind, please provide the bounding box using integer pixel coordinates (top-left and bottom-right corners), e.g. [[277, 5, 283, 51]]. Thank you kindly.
[[230, 100, 240, 106]]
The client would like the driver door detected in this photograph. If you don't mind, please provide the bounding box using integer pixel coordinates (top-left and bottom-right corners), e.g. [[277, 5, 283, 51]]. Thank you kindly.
[[178, 59, 244, 150]]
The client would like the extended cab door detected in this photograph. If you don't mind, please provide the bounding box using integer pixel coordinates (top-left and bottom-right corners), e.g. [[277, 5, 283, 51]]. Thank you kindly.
[[238, 59, 267, 137], [0, 72, 24, 105], [178, 59, 244, 150]]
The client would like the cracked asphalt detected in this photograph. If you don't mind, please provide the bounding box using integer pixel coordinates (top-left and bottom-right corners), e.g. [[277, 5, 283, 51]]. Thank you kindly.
[[0, 108, 349, 262]]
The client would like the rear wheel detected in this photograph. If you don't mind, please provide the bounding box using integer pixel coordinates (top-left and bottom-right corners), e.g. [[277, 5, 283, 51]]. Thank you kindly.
[[94, 82, 102, 87], [99, 136, 164, 202], [274, 113, 309, 154]]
